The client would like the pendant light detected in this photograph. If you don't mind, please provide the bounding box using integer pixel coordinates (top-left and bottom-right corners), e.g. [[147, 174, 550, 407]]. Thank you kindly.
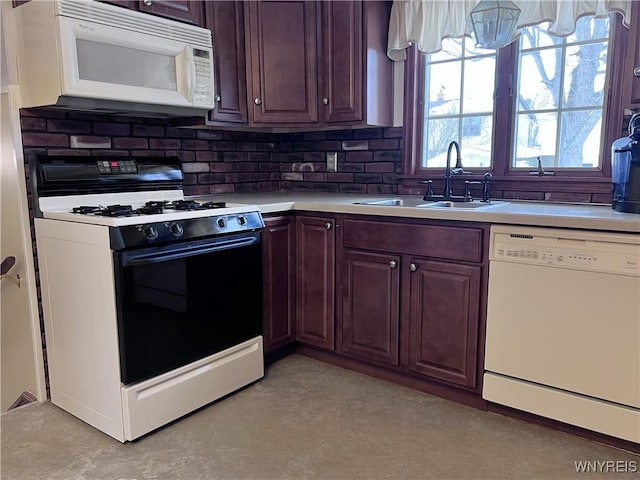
[[468, 0, 521, 49]]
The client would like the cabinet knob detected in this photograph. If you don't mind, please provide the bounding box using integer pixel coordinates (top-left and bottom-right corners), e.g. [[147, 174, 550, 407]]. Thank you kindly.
[[409, 263, 417, 272], [215, 94, 221, 102], [322, 97, 329, 105], [634, 67, 640, 78], [254, 97, 262, 106], [389, 261, 397, 269], [143, 0, 152, 5], [325, 222, 332, 230]]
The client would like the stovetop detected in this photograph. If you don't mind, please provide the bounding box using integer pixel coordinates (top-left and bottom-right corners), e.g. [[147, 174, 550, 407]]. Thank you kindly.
[[38, 190, 259, 227], [72, 200, 229, 217]]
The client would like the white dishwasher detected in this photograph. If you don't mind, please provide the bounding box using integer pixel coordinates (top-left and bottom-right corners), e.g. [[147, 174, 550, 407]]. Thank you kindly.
[[483, 225, 640, 443]]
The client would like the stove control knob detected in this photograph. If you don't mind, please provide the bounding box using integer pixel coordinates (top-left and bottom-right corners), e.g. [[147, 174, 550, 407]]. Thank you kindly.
[[142, 226, 159, 240], [217, 218, 227, 229], [169, 222, 184, 237], [237, 215, 247, 226]]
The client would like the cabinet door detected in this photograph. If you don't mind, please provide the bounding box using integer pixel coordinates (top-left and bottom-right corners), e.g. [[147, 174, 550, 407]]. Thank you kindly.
[[320, 1, 363, 123], [295, 216, 335, 350], [246, 0, 318, 124], [340, 250, 399, 366], [205, 1, 248, 123], [138, 1, 203, 25], [262, 216, 295, 352], [628, 1, 640, 105], [408, 259, 481, 388]]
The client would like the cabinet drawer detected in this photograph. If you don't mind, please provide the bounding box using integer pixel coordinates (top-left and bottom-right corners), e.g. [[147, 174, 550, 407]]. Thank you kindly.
[[342, 219, 484, 262]]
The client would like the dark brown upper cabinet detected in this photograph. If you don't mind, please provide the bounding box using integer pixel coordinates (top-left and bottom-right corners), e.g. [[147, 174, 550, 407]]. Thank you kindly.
[[624, 0, 640, 107], [204, 1, 248, 123], [137, 1, 203, 25], [319, 1, 392, 126], [244, 0, 392, 127], [245, 0, 319, 124]]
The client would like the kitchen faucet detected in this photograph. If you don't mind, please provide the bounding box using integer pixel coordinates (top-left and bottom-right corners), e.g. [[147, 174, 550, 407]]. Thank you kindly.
[[423, 140, 477, 202], [443, 140, 464, 197]]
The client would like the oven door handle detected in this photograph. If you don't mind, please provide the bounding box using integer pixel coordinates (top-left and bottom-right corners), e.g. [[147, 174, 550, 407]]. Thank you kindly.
[[121, 235, 259, 266]]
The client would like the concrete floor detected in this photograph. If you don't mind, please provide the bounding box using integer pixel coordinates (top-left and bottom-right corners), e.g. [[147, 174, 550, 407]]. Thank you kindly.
[[1, 355, 638, 480]]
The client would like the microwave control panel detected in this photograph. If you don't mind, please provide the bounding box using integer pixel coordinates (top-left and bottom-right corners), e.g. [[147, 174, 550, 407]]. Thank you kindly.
[[193, 48, 213, 107]]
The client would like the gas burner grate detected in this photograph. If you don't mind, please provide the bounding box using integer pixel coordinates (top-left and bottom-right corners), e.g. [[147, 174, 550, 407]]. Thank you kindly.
[[135, 206, 164, 215], [73, 206, 103, 214], [170, 200, 201, 211], [99, 205, 135, 217], [201, 201, 227, 209], [70, 200, 228, 217]]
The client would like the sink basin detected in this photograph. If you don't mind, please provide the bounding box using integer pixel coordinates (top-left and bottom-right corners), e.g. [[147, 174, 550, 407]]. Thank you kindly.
[[420, 200, 508, 210], [354, 199, 406, 206], [354, 198, 508, 210]]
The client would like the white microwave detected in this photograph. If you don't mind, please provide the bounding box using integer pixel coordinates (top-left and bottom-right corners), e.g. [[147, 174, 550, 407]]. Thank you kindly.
[[7, 0, 215, 116]]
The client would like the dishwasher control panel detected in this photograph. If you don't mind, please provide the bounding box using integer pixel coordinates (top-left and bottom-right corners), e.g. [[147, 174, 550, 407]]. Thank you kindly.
[[490, 226, 640, 276]]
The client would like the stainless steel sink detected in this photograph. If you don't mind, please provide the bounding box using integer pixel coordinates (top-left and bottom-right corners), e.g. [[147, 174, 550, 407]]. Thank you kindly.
[[354, 199, 406, 206], [354, 198, 508, 210], [420, 200, 508, 210]]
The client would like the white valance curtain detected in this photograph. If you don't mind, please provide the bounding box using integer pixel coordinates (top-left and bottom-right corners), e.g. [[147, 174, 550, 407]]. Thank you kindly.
[[387, 0, 633, 60]]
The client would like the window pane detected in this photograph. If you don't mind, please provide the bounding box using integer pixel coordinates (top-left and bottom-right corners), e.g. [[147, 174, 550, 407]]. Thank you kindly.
[[519, 23, 563, 50], [513, 112, 557, 167], [558, 110, 602, 167], [422, 118, 458, 167], [427, 62, 461, 115], [463, 57, 495, 114], [462, 116, 493, 167], [563, 42, 607, 108], [512, 18, 609, 169], [421, 37, 496, 169], [566, 16, 609, 43], [518, 49, 560, 110]]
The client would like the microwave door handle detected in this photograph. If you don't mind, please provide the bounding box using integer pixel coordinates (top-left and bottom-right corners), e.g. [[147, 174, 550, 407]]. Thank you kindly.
[[183, 47, 195, 102]]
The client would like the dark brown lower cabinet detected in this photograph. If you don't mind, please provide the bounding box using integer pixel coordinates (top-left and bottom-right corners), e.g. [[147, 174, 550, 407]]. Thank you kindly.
[[262, 216, 295, 353], [408, 259, 481, 388], [338, 217, 487, 392], [295, 215, 335, 350], [339, 249, 400, 366]]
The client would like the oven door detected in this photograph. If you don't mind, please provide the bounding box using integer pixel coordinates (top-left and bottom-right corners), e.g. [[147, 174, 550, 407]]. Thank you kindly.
[[113, 232, 262, 385]]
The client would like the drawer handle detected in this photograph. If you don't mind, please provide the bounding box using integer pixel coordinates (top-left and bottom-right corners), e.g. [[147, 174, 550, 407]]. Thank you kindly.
[[254, 97, 262, 106], [215, 94, 221, 102], [634, 67, 640, 78], [409, 263, 417, 272], [325, 222, 332, 230], [322, 97, 329, 105], [143, 0, 152, 5], [389, 261, 397, 269]]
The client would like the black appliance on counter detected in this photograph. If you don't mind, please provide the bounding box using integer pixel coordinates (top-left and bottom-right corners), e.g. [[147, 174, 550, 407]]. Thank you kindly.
[[612, 113, 640, 213]]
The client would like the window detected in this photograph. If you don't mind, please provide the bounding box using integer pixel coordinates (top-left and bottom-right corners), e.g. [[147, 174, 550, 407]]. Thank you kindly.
[[421, 38, 496, 169], [513, 18, 609, 170], [403, 13, 629, 190]]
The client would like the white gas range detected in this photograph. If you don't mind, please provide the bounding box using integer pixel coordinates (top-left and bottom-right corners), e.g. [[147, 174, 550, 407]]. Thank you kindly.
[[32, 154, 265, 442]]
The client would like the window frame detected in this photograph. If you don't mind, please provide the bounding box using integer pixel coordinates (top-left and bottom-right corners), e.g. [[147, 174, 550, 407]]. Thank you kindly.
[[400, 13, 631, 197]]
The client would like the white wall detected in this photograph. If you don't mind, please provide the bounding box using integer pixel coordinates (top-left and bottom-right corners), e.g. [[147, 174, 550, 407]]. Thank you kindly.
[[1, 2, 47, 411]]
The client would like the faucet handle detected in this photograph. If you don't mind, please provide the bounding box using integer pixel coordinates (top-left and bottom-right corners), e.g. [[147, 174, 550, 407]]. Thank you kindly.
[[421, 180, 434, 200], [463, 181, 481, 201], [481, 172, 492, 202]]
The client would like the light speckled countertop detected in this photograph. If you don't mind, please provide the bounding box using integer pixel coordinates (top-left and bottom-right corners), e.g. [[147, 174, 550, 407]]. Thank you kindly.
[[189, 191, 640, 233]]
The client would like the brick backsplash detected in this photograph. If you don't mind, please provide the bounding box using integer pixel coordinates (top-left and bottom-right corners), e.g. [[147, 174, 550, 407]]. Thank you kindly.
[[19, 108, 406, 197], [20, 108, 610, 204]]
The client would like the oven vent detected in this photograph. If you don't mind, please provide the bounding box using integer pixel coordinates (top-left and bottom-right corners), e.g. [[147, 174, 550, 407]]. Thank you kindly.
[[509, 234, 534, 239]]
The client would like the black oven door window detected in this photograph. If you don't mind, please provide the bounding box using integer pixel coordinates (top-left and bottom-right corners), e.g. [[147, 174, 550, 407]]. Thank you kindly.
[[114, 233, 262, 385]]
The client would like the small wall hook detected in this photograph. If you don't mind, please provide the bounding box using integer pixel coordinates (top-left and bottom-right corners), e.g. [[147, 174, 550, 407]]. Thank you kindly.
[[1, 256, 21, 288]]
